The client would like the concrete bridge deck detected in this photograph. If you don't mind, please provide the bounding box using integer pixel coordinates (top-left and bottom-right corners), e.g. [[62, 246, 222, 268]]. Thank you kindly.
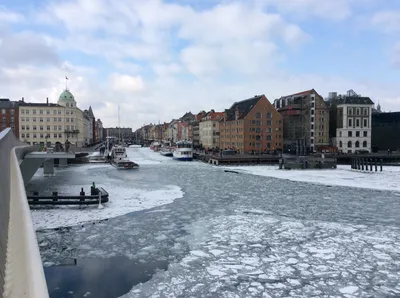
[[0, 128, 69, 297]]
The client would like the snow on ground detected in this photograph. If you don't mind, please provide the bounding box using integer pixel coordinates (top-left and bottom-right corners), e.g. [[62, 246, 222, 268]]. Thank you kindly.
[[222, 164, 400, 191], [31, 183, 184, 230]]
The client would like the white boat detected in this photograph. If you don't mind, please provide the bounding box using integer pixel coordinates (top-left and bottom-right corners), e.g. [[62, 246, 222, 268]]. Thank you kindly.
[[110, 145, 139, 170], [160, 144, 174, 157], [173, 141, 193, 161]]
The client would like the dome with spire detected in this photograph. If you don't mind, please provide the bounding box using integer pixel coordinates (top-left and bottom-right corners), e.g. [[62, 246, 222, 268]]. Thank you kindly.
[[58, 89, 77, 107]]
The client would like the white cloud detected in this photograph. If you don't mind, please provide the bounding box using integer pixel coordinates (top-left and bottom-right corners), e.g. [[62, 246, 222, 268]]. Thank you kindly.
[[1, 0, 399, 130], [260, 0, 353, 21], [371, 10, 400, 33], [109, 73, 145, 92], [0, 7, 24, 23]]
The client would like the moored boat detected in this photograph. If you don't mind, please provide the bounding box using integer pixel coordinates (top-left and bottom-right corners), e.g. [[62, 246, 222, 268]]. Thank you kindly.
[[160, 144, 174, 157], [173, 140, 193, 161], [110, 145, 139, 169]]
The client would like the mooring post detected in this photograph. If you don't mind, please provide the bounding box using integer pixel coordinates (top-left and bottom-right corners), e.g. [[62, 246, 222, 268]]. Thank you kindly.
[[369, 159, 373, 171], [98, 191, 104, 209], [380, 159, 383, 172], [375, 159, 377, 172]]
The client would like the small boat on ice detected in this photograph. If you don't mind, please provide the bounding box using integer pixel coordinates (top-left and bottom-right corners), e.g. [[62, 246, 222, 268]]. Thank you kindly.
[[173, 140, 193, 161], [160, 144, 174, 157], [110, 145, 139, 170]]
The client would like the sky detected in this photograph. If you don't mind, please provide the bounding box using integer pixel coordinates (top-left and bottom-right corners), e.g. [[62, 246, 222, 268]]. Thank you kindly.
[[0, 0, 399, 128]]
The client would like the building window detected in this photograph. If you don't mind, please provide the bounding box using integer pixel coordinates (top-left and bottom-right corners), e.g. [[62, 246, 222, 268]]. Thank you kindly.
[[47, 118, 50, 122], [26, 110, 29, 114], [54, 117, 57, 122], [21, 133, 25, 138], [33, 134, 37, 138], [363, 141, 367, 147], [348, 119, 352, 127], [363, 131, 367, 137], [311, 117, 314, 122], [355, 141, 360, 148], [356, 108, 360, 116], [348, 131, 352, 137], [339, 131, 342, 137], [363, 119, 368, 127], [348, 141, 352, 148], [40, 110, 43, 114], [21, 109, 25, 114], [348, 108, 352, 115], [53, 110, 57, 115], [58, 117, 62, 122], [266, 120, 272, 126], [266, 135, 271, 140], [356, 119, 360, 127], [356, 131, 360, 137], [33, 125, 37, 130], [33, 117, 36, 122], [311, 110, 314, 115], [58, 125, 62, 130], [266, 112, 272, 118], [47, 125, 50, 130], [40, 134, 43, 138], [40, 117, 43, 122], [58, 133, 62, 138], [364, 108, 368, 116], [256, 112, 261, 118], [256, 127, 261, 133], [58, 110, 61, 115], [339, 141, 342, 147], [311, 124, 314, 129], [311, 132, 314, 137], [40, 126, 43, 131], [54, 133, 57, 138], [311, 102, 315, 108], [46, 110, 50, 114]]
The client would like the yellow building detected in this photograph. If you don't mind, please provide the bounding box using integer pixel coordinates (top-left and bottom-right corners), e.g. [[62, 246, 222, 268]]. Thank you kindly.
[[19, 89, 89, 147]]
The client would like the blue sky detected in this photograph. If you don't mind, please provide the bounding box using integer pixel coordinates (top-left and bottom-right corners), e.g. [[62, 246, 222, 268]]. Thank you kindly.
[[0, 0, 399, 127]]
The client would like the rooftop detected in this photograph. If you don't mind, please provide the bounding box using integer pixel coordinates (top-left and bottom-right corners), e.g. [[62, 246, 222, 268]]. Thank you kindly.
[[225, 95, 264, 121]]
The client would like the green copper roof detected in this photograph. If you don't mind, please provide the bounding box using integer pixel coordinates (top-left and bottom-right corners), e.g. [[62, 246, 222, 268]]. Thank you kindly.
[[58, 89, 75, 102]]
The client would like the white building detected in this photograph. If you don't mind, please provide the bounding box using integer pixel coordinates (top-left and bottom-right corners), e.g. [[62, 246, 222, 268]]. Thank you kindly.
[[199, 110, 223, 149], [19, 89, 88, 147], [335, 92, 374, 153]]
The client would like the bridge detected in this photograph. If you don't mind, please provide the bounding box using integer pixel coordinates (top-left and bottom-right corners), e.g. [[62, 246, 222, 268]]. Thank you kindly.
[[0, 128, 75, 298]]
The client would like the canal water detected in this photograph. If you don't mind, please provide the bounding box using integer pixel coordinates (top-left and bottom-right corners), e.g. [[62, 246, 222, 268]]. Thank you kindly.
[[30, 148, 400, 297]]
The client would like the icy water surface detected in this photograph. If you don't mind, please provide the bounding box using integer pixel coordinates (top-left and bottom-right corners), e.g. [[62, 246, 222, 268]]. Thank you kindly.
[[32, 148, 400, 297]]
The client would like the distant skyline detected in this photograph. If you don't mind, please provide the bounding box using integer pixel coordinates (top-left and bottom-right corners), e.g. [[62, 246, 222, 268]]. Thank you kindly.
[[0, 0, 399, 128]]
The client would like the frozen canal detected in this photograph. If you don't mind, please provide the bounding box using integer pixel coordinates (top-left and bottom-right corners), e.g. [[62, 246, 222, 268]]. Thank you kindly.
[[29, 148, 400, 297]]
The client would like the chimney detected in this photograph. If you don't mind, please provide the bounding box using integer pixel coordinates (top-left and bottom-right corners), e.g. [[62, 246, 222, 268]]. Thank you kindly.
[[46, 97, 49, 105], [22, 97, 24, 102]]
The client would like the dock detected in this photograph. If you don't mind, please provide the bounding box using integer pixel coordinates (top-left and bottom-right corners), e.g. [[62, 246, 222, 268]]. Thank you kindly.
[[194, 152, 280, 166], [27, 187, 109, 205]]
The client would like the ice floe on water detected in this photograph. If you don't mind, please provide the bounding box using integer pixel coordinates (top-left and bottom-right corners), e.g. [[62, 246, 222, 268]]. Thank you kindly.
[[31, 182, 184, 230], [222, 164, 400, 191], [123, 212, 400, 297]]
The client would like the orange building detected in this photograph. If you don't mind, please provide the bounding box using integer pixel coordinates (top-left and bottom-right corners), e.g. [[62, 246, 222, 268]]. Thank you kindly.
[[219, 95, 283, 153]]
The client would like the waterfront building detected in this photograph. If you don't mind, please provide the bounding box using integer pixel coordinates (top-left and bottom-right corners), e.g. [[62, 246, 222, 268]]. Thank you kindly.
[[329, 90, 374, 153], [274, 89, 330, 154], [371, 110, 400, 152], [0, 98, 19, 137], [220, 95, 283, 154], [199, 110, 224, 149]]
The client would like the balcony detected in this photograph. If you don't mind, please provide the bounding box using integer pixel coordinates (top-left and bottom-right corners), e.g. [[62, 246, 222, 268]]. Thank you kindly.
[[64, 129, 80, 134]]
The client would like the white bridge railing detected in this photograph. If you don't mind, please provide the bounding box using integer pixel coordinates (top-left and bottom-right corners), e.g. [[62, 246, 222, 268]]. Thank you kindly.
[[0, 128, 48, 298]]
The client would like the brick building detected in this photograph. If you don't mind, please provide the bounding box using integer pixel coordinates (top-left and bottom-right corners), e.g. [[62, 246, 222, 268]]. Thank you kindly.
[[0, 98, 19, 137], [220, 95, 283, 153], [274, 89, 329, 154]]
